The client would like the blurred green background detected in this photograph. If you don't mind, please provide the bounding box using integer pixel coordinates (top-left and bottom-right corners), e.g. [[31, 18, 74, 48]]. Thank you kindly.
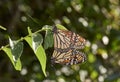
[[0, 0, 120, 82]]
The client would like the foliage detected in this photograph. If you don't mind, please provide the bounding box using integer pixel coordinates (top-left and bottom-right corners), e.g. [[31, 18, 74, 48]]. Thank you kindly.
[[0, 0, 120, 82]]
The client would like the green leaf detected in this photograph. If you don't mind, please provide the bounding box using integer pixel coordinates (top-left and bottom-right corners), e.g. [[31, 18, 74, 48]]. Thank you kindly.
[[24, 36, 32, 48], [0, 25, 7, 30], [2, 47, 22, 70], [56, 24, 68, 30], [44, 30, 53, 49], [35, 45, 47, 76], [32, 33, 43, 52], [24, 35, 47, 76], [9, 38, 23, 63]]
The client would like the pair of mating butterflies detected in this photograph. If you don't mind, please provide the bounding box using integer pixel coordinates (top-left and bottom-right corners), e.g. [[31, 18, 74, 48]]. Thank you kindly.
[[51, 26, 86, 65]]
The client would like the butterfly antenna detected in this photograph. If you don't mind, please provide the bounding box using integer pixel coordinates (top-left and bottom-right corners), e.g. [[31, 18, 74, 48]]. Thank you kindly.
[[48, 16, 58, 32]]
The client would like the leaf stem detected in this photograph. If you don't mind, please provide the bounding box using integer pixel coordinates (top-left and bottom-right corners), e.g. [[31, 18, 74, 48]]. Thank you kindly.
[[0, 26, 52, 51]]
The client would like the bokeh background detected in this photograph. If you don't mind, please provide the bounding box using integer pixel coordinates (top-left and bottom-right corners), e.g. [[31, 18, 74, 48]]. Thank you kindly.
[[0, 0, 120, 82]]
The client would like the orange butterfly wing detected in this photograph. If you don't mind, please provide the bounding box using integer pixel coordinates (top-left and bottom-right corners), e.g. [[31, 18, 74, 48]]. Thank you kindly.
[[53, 28, 86, 49], [51, 26, 86, 65], [51, 49, 86, 65]]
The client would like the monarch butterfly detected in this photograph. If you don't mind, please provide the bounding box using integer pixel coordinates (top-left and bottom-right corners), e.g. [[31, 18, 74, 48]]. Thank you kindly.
[[51, 49, 86, 65], [53, 26, 86, 50], [51, 26, 86, 65]]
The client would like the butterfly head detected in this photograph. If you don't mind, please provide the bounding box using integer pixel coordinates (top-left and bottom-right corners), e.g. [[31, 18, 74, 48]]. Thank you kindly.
[[52, 26, 58, 33]]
